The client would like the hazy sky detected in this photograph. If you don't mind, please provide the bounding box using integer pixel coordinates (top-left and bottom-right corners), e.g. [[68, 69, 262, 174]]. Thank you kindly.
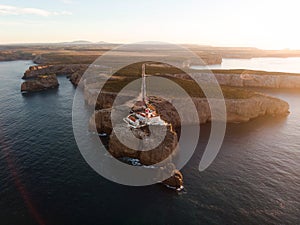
[[1, 0, 299, 49]]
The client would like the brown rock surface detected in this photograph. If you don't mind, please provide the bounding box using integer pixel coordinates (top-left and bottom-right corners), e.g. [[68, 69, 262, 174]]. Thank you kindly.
[[89, 108, 112, 134], [163, 71, 300, 88], [162, 169, 183, 189], [21, 74, 59, 92], [22, 64, 88, 80], [90, 93, 289, 134], [69, 69, 86, 86], [108, 124, 178, 166], [150, 95, 289, 126]]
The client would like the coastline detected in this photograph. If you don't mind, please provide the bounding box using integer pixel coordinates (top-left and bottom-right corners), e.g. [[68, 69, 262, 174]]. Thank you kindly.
[[0, 59, 298, 222], [18, 61, 292, 124], [89, 93, 289, 135]]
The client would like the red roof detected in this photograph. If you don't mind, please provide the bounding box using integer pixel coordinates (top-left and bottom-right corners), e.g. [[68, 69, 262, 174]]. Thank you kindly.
[[128, 115, 136, 122], [137, 112, 146, 117]]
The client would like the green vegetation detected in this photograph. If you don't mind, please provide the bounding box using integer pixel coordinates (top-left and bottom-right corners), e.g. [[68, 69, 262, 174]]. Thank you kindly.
[[101, 62, 259, 99], [35, 52, 101, 64], [113, 62, 183, 77], [102, 76, 258, 99], [0, 44, 111, 64]]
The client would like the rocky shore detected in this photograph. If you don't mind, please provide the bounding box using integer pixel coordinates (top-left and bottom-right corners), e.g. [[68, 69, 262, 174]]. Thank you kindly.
[[109, 124, 178, 165], [23, 64, 88, 86], [153, 95, 289, 124], [170, 69, 300, 89], [21, 63, 300, 89], [93, 104, 183, 189], [213, 70, 300, 88], [89, 93, 289, 134], [20, 63, 292, 190], [88, 91, 289, 189]]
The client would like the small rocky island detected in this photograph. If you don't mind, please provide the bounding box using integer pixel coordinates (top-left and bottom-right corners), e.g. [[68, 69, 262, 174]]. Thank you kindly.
[[88, 98, 184, 189], [109, 121, 183, 189], [21, 74, 59, 93], [20, 64, 88, 93]]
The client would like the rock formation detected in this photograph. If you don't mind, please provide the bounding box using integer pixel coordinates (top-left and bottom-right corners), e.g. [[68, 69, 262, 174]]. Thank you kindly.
[[68, 69, 86, 86], [150, 95, 289, 125], [23, 64, 88, 85], [89, 99, 183, 189], [21, 74, 59, 92], [89, 108, 113, 134], [169, 70, 300, 89], [108, 123, 183, 188], [20, 63, 293, 190], [88, 91, 289, 191], [162, 169, 183, 189], [109, 124, 178, 165], [89, 93, 289, 133], [214, 71, 300, 88], [23, 63, 300, 89]]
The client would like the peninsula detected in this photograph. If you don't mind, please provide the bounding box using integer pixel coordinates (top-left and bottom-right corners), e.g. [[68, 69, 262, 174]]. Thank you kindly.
[[14, 44, 296, 190]]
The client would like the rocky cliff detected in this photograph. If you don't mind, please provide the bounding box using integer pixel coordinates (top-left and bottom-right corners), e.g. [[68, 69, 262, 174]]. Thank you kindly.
[[169, 70, 300, 89], [88, 92, 288, 190], [162, 170, 183, 189], [80, 68, 300, 90], [21, 74, 59, 92], [82, 70, 289, 191], [89, 108, 113, 134], [108, 123, 183, 189], [150, 95, 289, 125], [23, 63, 300, 89], [214, 71, 300, 88], [89, 93, 289, 134], [109, 124, 178, 165], [23, 64, 88, 86]]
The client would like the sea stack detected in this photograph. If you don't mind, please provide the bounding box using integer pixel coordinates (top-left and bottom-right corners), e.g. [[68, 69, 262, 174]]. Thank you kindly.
[[21, 74, 59, 93]]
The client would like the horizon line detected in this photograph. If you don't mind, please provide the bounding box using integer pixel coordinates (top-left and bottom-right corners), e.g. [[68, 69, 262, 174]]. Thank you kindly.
[[1, 40, 300, 51]]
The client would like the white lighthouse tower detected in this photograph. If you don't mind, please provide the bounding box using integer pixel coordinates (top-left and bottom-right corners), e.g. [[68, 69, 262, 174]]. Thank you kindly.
[[141, 63, 148, 105], [123, 63, 166, 128]]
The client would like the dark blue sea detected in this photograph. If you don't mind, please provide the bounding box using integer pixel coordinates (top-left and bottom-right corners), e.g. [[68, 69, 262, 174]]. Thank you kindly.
[[0, 60, 299, 225]]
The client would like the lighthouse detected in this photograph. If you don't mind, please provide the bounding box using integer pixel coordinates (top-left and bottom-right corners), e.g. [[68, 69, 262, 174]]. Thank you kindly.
[[141, 63, 148, 105], [123, 63, 166, 128]]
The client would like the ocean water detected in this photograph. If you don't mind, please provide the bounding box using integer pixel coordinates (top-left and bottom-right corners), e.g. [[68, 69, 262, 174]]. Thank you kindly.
[[192, 57, 300, 74], [0, 60, 299, 225]]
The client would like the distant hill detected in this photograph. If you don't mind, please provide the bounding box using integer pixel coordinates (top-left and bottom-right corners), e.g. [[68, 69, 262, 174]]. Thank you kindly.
[[58, 40, 113, 45], [59, 40, 93, 45], [96, 41, 111, 45]]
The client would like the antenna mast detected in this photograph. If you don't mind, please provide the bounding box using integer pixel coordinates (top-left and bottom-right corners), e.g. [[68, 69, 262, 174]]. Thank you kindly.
[[141, 63, 147, 105]]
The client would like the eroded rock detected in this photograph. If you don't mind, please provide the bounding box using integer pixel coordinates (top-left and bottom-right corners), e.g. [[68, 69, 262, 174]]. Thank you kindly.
[[162, 169, 183, 189], [109, 124, 178, 166], [23, 64, 88, 81], [21, 74, 59, 92]]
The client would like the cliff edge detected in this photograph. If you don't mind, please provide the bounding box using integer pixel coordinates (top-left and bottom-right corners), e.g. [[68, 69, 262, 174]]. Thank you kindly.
[[21, 74, 59, 93]]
